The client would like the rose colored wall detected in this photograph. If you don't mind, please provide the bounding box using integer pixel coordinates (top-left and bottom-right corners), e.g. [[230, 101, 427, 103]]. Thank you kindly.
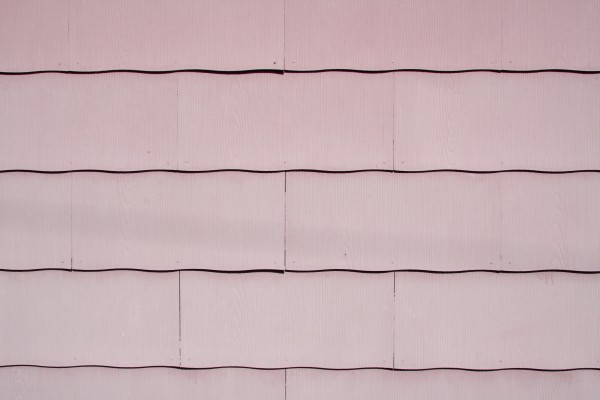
[[1, 0, 599, 398]]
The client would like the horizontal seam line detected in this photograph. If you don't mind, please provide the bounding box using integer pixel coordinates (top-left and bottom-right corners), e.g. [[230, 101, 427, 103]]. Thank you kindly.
[[2, 169, 600, 175], [1, 68, 600, 75], [1, 269, 598, 274], [1, 365, 599, 372]]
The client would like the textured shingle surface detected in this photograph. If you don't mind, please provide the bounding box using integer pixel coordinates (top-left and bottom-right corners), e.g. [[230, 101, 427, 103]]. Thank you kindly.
[[1, 0, 599, 398]]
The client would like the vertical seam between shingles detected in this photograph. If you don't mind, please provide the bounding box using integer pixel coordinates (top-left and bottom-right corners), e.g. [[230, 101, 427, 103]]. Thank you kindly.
[[178, 271, 182, 367], [284, 368, 287, 400], [284, 172, 287, 272], [283, 0, 286, 72], [392, 73, 396, 171], [176, 75, 180, 171], [70, 173, 73, 271], [392, 270, 395, 370], [499, 176, 504, 269]]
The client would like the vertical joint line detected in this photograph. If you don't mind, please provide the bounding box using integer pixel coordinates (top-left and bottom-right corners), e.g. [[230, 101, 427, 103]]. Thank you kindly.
[[178, 271, 182, 367], [283, 0, 286, 72], [284, 172, 287, 272], [393, 270, 395, 370], [70, 173, 73, 271], [391, 74, 396, 171], [176, 75, 180, 171], [284, 368, 287, 400]]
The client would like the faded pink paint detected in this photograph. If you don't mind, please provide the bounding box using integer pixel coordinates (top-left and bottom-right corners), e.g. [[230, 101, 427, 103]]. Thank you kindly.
[[0, 271, 179, 366], [287, 369, 600, 400], [180, 271, 394, 368], [0, 367, 284, 400], [0, 73, 393, 171], [395, 272, 600, 369], [0, 0, 283, 71], [281, 73, 393, 169], [394, 73, 600, 170], [179, 72, 393, 170], [287, 172, 600, 271], [286, 0, 502, 70], [0, 74, 177, 170], [0, 0, 69, 71], [3, 73, 598, 171], [0, 173, 71, 270], [72, 172, 284, 271], [286, 0, 600, 70]]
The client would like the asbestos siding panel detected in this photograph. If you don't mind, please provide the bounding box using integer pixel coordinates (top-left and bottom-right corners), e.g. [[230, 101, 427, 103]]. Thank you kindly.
[[0, 0, 69, 71], [0, 74, 178, 171], [280, 73, 393, 170], [69, 0, 283, 71], [69, 75, 178, 170], [502, 0, 600, 71], [70, 0, 283, 71], [1, 73, 393, 171], [500, 174, 600, 270], [7, 72, 598, 173], [394, 272, 600, 369], [287, 369, 600, 400], [180, 271, 394, 368], [0, 271, 179, 366], [0, 0, 283, 72], [285, 0, 600, 71], [394, 73, 600, 171], [0, 367, 284, 400], [72, 172, 284, 271], [285, 0, 501, 71], [0, 173, 71, 270], [287, 172, 498, 272], [177, 73, 284, 170], [286, 172, 600, 272], [0, 75, 74, 171], [179, 72, 394, 170]]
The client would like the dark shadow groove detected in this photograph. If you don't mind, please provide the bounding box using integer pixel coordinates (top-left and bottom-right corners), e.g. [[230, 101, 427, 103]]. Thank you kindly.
[[286, 68, 600, 75], [2, 169, 600, 175], [0, 268, 597, 274], [0, 268, 284, 274], [1, 68, 600, 75], [0, 69, 284, 76], [286, 269, 600, 274], [1, 364, 599, 372]]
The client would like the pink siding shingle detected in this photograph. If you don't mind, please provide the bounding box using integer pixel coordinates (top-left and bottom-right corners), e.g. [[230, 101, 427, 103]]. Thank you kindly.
[[69, 0, 283, 71], [395, 272, 600, 369], [1, 0, 599, 394], [69, 75, 178, 170], [180, 271, 394, 368], [0, 173, 71, 270], [0, 0, 69, 71], [5, 73, 598, 172], [394, 73, 600, 170], [0, 367, 284, 400], [72, 172, 284, 271], [179, 71, 393, 170], [500, 174, 600, 270], [0, 74, 177, 170], [502, 0, 600, 71], [286, 0, 502, 71], [287, 369, 600, 400], [0, 0, 283, 72], [0, 271, 179, 366], [286, 0, 600, 70], [287, 172, 600, 271], [280, 73, 393, 170], [177, 73, 284, 170], [0, 75, 75, 171]]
